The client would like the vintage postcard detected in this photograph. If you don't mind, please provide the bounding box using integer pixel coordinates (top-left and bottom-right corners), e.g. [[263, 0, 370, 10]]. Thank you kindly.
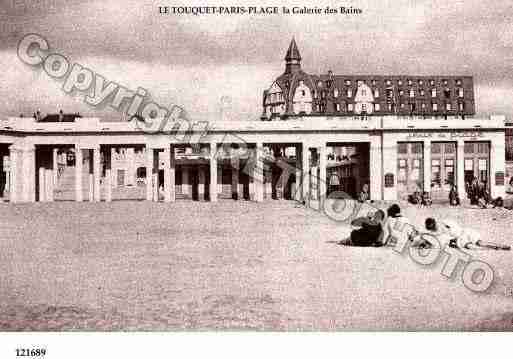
[[0, 0, 512, 356]]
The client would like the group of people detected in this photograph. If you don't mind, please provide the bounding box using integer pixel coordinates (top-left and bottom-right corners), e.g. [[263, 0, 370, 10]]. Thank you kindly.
[[408, 191, 433, 206], [466, 177, 491, 208], [338, 203, 510, 250]]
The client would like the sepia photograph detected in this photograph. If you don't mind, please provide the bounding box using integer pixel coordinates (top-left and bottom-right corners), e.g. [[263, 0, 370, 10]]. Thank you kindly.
[[0, 0, 513, 355]]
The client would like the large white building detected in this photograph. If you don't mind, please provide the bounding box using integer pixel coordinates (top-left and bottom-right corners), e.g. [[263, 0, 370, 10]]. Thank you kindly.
[[0, 39, 506, 204]]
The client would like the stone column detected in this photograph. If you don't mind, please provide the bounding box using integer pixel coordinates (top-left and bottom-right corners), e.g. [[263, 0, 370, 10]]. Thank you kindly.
[[75, 146, 83, 202], [8, 146, 19, 203], [198, 166, 205, 198], [164, 146, 175, 202], [490, 135, 505, 199], [231, 147, 239, 200], [456, 139, 466, 201], [45, 166, 54, 202], [182, 165, 189, 197], [318, 145, 327, 207], [22, 145, 36, 202], [369, 136, 383, 201], [302, 144, 310, 206], [210, 142, 218, 202], [254, 143, 264, 202], [93, 147, 101, 202], [146, 147, 154, 201], [382, 134, 398, 201], [39, 166, 46, 202], [53, 148, 59, 185], [127, 148, 135, 186], [294, 144, 302, 201], [105, 147, 112, 202], [423, 140, 431, 193]]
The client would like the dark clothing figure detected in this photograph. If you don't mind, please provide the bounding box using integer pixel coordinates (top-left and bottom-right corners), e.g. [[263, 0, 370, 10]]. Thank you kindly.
[[409, 191, 421, 205], [339, 211, 385, 247], [421, 191, 432, 206], [449, 186, 460, 206], [468, 178, 479, 205], [349, 217, 383, 247]]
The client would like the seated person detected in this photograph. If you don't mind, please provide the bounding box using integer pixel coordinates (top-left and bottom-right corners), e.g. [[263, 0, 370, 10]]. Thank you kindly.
[[357, 183, 370, 203], [449, 185, 460, 206], [338, 210, 385, 247], [409, 190, 422, 205], [442, 219, 510, 250], [421, 191, 432, 206], [383, 204, 414, 247], [410, 218, 452, 248]]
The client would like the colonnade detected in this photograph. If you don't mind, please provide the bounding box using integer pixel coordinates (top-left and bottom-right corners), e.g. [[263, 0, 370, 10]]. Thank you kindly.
[[5, 141, 382, 204]]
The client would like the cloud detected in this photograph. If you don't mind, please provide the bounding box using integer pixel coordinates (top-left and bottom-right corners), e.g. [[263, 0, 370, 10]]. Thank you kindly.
[[0, 0, 513, 120]]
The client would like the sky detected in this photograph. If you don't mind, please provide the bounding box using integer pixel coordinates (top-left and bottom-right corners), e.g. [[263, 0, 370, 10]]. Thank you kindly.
[[1, 0, 513, 121]]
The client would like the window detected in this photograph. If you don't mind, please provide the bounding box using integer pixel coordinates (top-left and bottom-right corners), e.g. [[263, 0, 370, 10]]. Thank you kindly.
[[431, 88, 437, 97], [456, 79, 462, 85], [445, 159, 455, 185], [445, 143, 456, 153], [398, 159, 407, 182], [429, 79, 435, 86], [400, 103, 405, 109], [407, 79, 412, 86], [398, 143, 408, 154], [458, 102, 464, 111], [431, 143, 441, 154], [418, 80, 423, 85], [411, 143, 423, 154], [374, 103, 380, 111], [345, 79, 351, 85], [317, 81, 323, 88], [374, 89, 379, 97], [386, 79, 391, 86], [478, 142, 489, 153], [443, 79, 448, 85], [361, 89, 367, 96], [458, 88, 464, 98], [388, 103, 393, 111], [432, 103, 438, 111], [464, 143, 474, 153], [335, 103, 340, 111], [444, 88, 451, 99], [347, 89, 352, 97], [348, 103, 354, 111], [333, 88, 339, 98], [321, 90, 326, 99], [398, 79, 403, 86], [386, 89, 393, 98], [431, 159, 441, 187], [446, 102, 452, 111], [399, 90, 404, 96], [409, 89, 415, 98], [420, 89, 425, 96], [362, 103, 367, 113], [421, 103, 426, 109]]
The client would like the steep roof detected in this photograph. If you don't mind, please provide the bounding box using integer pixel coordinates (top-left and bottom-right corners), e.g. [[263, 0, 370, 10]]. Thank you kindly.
[[284, 37, 301, 62]]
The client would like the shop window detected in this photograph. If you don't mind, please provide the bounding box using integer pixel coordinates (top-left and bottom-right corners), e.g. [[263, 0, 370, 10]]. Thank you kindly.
[[496, 172, 505, 186], [444, 143, 456, 153], [478, 143, 489, 153], [411, 143, 423, 154], [464, 159, 474, 184], [398, 143, 408, 154], [385, 173, 394, 187], [431, 159, 441, 187], [431, 143, 441, 154], [464, 142, 474, 153], [478, 159, 488, 183], [411, 159, 421, 181], [445, 159, 455, 185]]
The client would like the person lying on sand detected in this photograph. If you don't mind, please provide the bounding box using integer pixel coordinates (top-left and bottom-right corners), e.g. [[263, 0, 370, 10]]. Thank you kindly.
[[338, 210, 385, 247], [410, 218, 510, 250], [382, 204, 414, 247], [441, 219, 510, 250]]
